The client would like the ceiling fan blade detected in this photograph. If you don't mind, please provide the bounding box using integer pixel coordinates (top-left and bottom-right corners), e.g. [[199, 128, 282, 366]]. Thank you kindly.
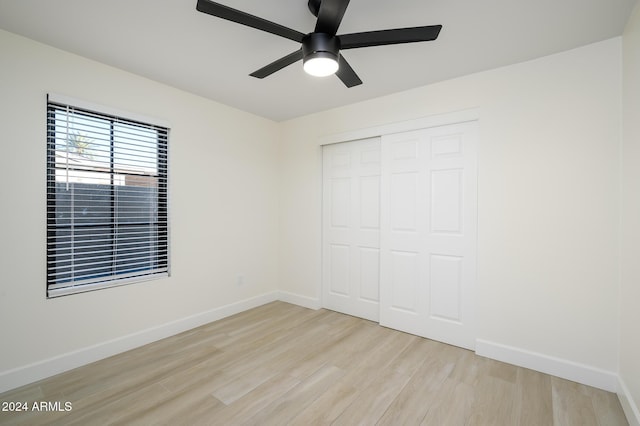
[[335, 55, 362, 88], [250, 49, 304, 79], [339, 25, 442, 49], [196, 0, 305, 43], [315, 0, 351, 35]]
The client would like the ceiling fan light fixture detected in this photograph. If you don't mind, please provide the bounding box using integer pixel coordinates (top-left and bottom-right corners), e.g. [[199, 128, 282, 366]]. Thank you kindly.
[[302, 32, 340, 77], [303, 52, 339, 77]]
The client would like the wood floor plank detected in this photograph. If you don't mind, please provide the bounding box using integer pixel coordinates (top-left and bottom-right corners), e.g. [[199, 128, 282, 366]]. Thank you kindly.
[[446, 348, 481, 386], [112, 383, 224, 425], [211, 366, 276, 405], [551, 377, 599, 426], [467, 374, 519, 426], [517, 367, 553, 426], [214, 304, 326, 352], [377, 356, 454, 425], [332, 366, 411, 426], [589, 386, 629, 426], [488, 358, 519, 384], [57, 383, 173, 426], [243, 364, 345, 426], [333, 327, 416, 391], [284, 320, 376, 380], [421, 377, 475, 426], [390, 337, 441, 376], [287, 380, 359, 425], [0, 302, 629, 426], [66, 344, 222, 403], [210, 373, 301, 424]]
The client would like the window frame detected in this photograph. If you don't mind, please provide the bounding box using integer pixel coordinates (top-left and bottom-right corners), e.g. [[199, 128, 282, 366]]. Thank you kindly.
[[46, 94, 170, 298]]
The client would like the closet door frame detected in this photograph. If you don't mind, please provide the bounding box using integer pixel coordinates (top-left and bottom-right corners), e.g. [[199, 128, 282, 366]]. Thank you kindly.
[[319, 108, 479, 341]]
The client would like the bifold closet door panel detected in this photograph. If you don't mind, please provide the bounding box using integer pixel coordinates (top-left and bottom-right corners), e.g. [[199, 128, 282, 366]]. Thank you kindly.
[[322, 138, 381, 322], [379, 121, 478, 350]]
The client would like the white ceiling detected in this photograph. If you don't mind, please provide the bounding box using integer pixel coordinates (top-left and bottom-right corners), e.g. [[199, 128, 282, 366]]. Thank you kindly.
[[0, 0, 636, 121]]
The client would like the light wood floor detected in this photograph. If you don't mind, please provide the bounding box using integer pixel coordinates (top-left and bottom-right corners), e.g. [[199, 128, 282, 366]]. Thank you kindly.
[[0, 301, 628, 425]]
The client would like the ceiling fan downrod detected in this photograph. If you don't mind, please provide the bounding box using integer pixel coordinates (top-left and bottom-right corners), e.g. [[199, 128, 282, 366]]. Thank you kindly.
[[308, 0, 321, 17]]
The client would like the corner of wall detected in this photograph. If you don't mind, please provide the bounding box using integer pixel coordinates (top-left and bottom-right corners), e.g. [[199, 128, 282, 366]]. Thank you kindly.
[[277, 291, 322, 310], [619, 376, 640, 426]]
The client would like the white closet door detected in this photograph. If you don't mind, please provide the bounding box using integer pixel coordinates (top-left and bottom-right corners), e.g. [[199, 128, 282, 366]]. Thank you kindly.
[[322, 138, 381, 321], [379, 121, 478, 349]]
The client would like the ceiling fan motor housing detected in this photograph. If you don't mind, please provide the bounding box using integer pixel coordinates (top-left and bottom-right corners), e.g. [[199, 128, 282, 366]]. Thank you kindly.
[[302, 32, 340, 63]]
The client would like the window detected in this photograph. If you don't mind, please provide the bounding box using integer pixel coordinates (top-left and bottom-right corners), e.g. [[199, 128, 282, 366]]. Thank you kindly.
[[46, 96, 169, 297]]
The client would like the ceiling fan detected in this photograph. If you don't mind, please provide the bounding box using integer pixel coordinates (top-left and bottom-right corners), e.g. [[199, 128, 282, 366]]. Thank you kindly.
[[196, 0, 442, 87]]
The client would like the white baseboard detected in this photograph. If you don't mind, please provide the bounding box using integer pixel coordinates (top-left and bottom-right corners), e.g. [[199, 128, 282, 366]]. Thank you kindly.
[[277, 291, 322, 310], [0, 291, 279, 394], [618, 377, 640, 426], [475, 339, 618, 392]]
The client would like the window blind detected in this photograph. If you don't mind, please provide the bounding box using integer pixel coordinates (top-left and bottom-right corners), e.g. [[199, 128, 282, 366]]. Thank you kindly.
[[46, 98, 169, 297]]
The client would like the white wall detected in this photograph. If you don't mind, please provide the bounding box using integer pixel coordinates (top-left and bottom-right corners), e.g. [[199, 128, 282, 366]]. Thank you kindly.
[[0, 30, 280, 388], [280, 38, 622, 382], [620, 1, 640, 422]]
